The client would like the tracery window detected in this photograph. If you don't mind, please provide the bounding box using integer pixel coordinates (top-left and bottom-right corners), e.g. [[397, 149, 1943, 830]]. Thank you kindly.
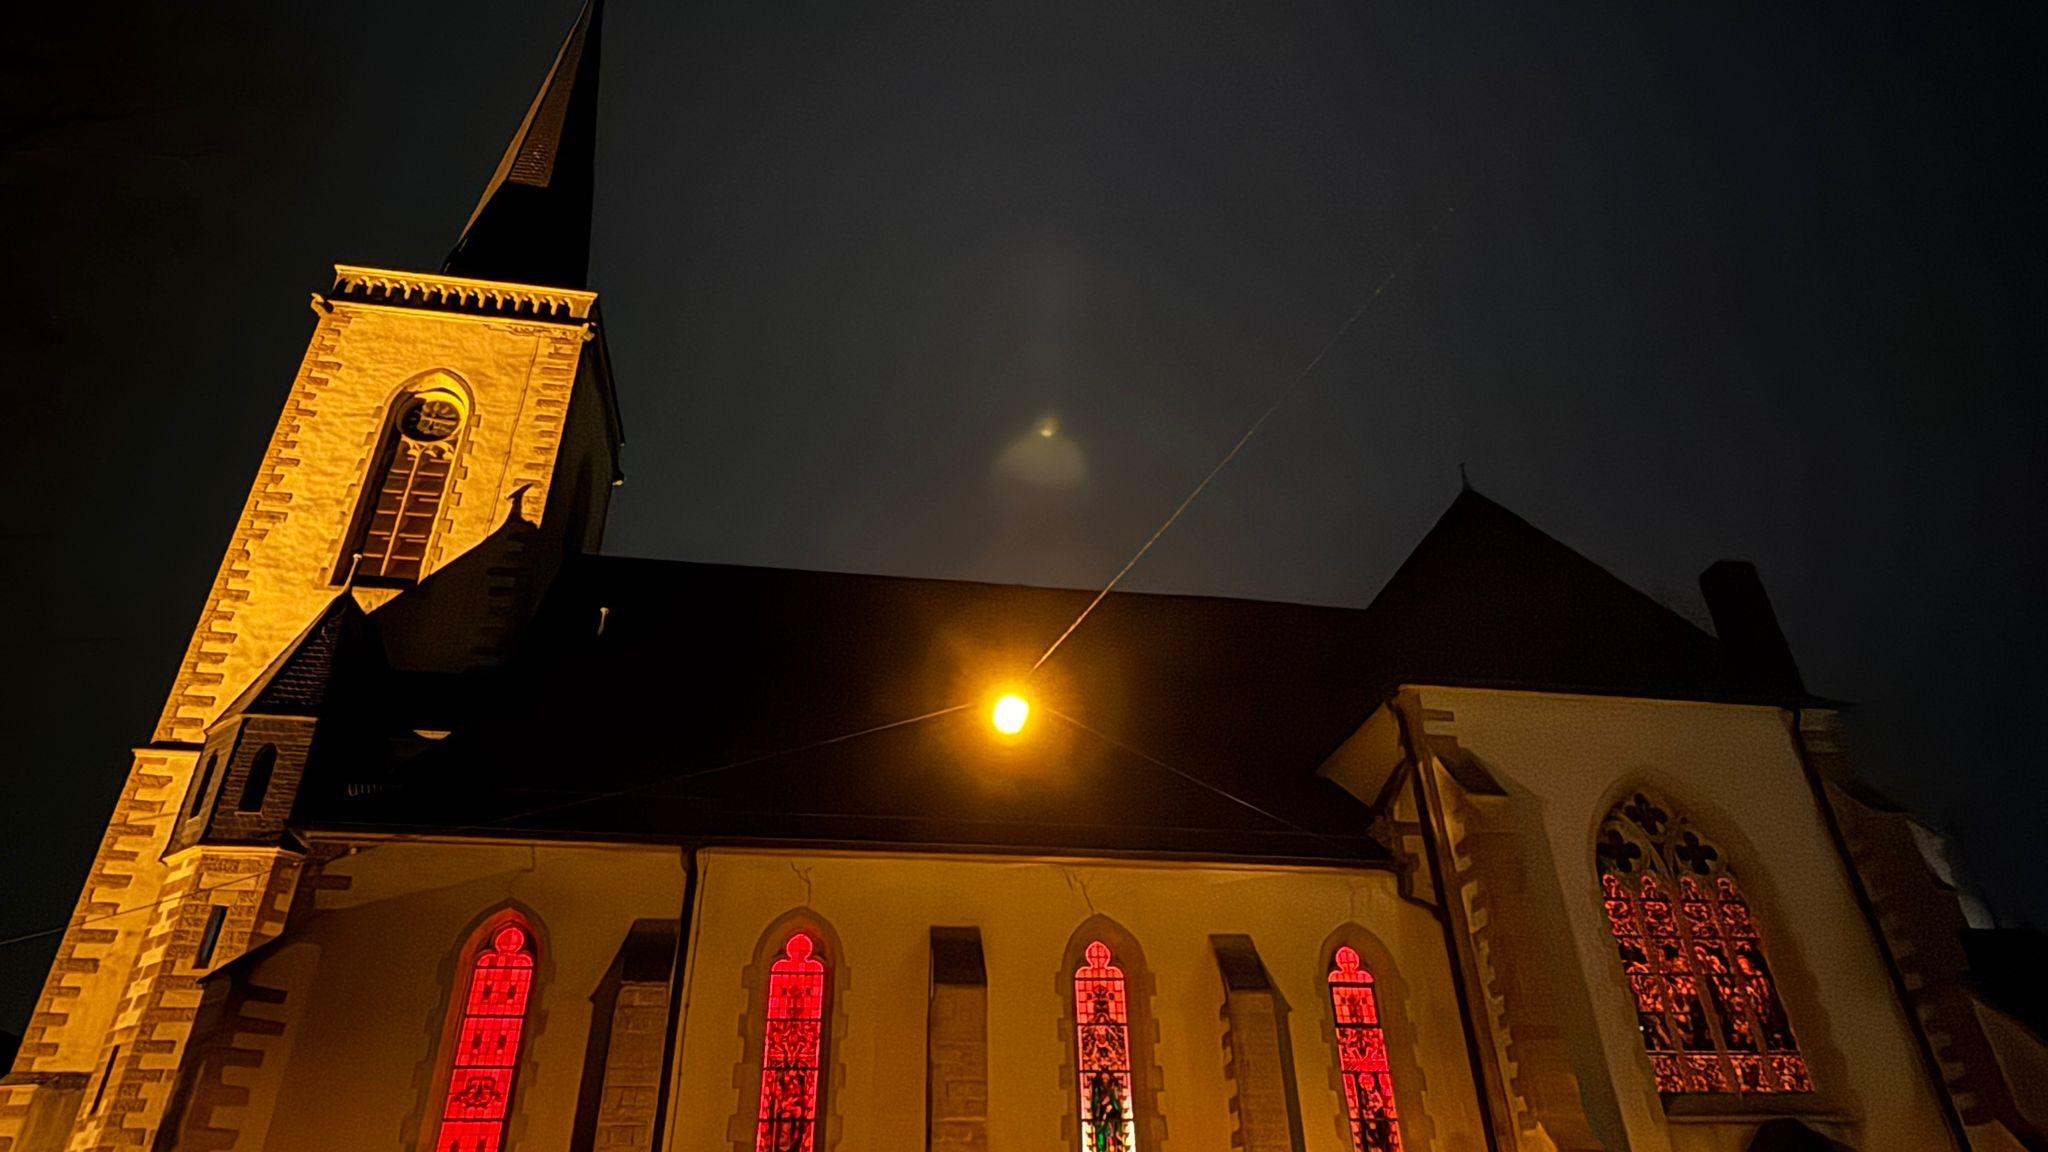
[[1074, 940, 1137, 1152], [755, 932, 826, 1152], [1328, 946, 1403, 1152], [1597, 792, 1811, 1096], [435, 921, 537, 1152], [345, 387, 466, 584]]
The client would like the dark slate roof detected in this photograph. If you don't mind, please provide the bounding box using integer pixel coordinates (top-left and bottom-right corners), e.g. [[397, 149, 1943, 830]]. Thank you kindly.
[[220, 596, 376, 720], [442, 0, 603, 289], [1346, 489, 1782, 703], [307, 560, 1389, 862], [295, 490, 1807, 862]]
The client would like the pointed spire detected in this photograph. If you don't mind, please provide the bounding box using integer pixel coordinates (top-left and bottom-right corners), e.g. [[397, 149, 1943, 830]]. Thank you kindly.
[[443, 0, 605, 289]]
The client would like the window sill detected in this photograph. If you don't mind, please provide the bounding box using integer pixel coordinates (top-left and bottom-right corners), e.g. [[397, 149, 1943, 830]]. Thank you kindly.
[[1663, 1093, 1852, 1124], [342, 575, 420, 590]]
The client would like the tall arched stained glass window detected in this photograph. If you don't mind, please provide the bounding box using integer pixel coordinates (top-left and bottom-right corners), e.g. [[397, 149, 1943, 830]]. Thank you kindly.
[[1074, 940, 1137, 1152], [435, 921, 537, 1152], [1328, 946, 1403, 1152], [1597, 792, 1811, 1096], [344, 385, 467, 585], [755, 932, 826, 1152]]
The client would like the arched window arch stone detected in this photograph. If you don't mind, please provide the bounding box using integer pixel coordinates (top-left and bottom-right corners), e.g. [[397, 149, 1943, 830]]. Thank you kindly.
[[1058, 916, 1165, 1152], [1594, 789, 1813, 1097], [340, 372, 473, 585], [730, 909, 847, 1152], [419, 906, 546, 1152], [1315, 925, 1435, 1152]]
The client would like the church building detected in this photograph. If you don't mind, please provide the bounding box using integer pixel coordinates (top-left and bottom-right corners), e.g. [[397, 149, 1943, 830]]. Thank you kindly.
[[4, 4, 2043, 1151]]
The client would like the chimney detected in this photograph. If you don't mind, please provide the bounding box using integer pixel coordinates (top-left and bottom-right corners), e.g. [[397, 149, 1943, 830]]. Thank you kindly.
[[1700, 560, 1806, 698]]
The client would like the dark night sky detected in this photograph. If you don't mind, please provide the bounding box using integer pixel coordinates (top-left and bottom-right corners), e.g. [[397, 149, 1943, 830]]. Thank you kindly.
[[2, 2, 2042, 1032]]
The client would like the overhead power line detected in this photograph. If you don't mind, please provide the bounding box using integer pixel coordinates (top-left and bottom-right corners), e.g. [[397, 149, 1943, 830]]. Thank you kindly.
[[1029, 209, 1452, 676]]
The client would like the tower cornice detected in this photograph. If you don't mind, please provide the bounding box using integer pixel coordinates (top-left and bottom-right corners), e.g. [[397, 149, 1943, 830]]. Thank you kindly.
[[329, 264, 598, 323]]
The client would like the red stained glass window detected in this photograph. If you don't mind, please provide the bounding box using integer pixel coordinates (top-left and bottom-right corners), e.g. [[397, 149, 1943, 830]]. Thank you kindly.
[[1597, 793, 1811, 1096], [1328, 946, 1404, 1152], [435, 923, 536, 1152], [1075, 940, 1137, 1152], [756, 932, 827, 1152]]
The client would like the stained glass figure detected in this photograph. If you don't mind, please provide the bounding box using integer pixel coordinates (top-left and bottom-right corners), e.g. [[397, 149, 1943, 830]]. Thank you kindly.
[[755, 932, 826, 1152], [435, 923, 536, 1152], [1598, 793, 1812, 1096], [1074, 940, 1137, 1152], [1328, 946, 1404, 1152]]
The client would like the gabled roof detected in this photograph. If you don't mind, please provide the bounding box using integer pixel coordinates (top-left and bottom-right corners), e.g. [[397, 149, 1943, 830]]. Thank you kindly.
[[218, 595, 378, 720], [1349, 488, 1776, 703], [296, 489, 1808, 862], [309, 560, 1389, 863], [442, 0, 604, 289]]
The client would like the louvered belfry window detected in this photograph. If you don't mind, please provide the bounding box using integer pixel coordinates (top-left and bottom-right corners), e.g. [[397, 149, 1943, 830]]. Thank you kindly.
[[348, 389, 465, 584]]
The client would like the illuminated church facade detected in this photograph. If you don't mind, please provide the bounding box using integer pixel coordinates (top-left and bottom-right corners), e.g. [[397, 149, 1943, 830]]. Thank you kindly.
[[4, 5, 2043, 1151]]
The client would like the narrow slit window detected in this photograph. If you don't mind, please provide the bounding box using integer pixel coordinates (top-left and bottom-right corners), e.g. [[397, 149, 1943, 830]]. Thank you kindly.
[[1597, 792, 1812, 1095], [755, 932, 827, 1152], [188, 753, 219, 817], [1328, 947, 1403, 1152], [238, 744, 277, 813], [195, 906, 229, 969], [435, 922, 538, 1152], [346, 388, 466, 585], [90, 1044, 121, 1115], [1074, 940, 1137, 1152]]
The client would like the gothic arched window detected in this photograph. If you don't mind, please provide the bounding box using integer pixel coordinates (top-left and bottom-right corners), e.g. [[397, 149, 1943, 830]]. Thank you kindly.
[[1596, 792, 1812, 1096], [238, 744, 277, 812], [1074, 940, 1137, 1152], [1328, 946, 1404, 1152], [435, 920, 537, 1152], [344, 385, 467, 585], [755, 932, 827, 1152]]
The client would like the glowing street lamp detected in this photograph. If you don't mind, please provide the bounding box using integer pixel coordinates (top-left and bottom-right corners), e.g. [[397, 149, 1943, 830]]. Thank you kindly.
[[992, 693, 1030, 735]]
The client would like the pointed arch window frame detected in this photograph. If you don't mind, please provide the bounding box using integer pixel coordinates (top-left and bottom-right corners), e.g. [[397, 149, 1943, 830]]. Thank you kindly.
[[431, 913, 540, 1152], [1595, 791, 1813, 1098], [753, 930, 828, 1152], [1074, 939, 1138, 1152], [1327, 945, 1406, 1152], [1058, 922, 1162, 1152]]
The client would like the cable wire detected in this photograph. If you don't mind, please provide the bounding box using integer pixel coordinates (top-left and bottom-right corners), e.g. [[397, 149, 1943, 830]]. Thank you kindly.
[[1044, 705, 1370, 858], [1, 217, 1449, 954], [1029, 210, 1450, 675]]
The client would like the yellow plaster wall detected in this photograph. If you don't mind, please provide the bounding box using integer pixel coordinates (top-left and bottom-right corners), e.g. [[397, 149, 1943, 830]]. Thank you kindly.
[[245, 839, 684, 1151], [1411, 687, 1954, 1152], [667, 850, 1486, 1152]]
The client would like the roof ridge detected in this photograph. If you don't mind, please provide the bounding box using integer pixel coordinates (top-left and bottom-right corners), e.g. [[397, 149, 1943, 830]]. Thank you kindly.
[[571, 552, 1378, 616]]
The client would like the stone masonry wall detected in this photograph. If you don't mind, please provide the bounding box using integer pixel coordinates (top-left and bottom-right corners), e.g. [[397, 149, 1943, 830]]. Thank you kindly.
[[927, 983, 988, 1152], [591, 981, 669, 1152]]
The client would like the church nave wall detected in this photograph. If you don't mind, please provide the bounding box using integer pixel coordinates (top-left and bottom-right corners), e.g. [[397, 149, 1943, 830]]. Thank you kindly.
[[227, 839, 686, 1152], [670, 849, 1479, 1152]]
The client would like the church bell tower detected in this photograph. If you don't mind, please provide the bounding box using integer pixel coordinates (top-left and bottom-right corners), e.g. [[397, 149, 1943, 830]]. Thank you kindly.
[[0, 4, 618, 1148]]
